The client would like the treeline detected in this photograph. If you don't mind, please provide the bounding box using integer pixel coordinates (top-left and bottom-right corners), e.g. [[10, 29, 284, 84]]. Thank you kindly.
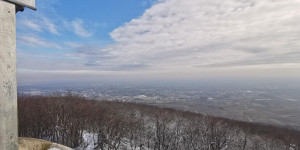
[[18, 93, 300, 150]]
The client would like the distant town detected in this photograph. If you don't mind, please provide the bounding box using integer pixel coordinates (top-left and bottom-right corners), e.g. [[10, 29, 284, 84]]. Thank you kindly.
[[19, 82, 300, 131]]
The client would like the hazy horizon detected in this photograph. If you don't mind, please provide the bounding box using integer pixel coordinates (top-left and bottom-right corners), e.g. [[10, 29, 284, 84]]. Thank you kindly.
[[18, 76, 300, 90]]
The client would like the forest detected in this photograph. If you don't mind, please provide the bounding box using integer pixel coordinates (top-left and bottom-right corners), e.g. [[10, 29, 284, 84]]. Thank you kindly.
[[18, 92, 300, 150]]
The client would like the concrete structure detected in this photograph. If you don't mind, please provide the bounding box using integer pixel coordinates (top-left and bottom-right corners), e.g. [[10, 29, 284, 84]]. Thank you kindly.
[[0, 0, 35, 149], [19, 138, 73, 150], [5, 0, 36, 10]]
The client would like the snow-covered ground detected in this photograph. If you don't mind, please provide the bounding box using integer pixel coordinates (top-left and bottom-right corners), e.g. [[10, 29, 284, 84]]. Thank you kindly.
[[76, 131, 98, 150], [75, 131, 151, 150], [48, 148, 61, 150]]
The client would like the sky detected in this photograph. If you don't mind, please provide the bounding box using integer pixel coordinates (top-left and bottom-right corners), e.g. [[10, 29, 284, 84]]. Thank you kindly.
[[16, 0, 300, 85]]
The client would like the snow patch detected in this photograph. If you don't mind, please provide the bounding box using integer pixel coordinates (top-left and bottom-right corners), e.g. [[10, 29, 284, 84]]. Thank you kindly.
[[48, 148, 61, 150], [76, 131, 98, 150]]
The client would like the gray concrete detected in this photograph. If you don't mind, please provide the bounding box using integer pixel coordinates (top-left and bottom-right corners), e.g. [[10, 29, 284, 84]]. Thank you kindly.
[[0, 1, 18, 149], [3, 0, 36, 10], [18, 138, 74, 150], [6, 0, 35, 8]]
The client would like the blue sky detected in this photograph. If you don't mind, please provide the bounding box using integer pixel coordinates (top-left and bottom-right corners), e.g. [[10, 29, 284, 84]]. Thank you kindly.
[[16, 0, 300, 85], [17, 0, 155, 51]]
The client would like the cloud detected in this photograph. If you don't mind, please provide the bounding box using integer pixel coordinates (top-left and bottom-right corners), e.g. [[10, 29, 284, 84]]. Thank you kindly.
[[17, 0, 300, 81], [71, 19, 93, 37], [42, 17, 59, 35], [76, 0, 300, 73], [18, 16, 59, 35], [21, 20, 41, 32], [18, 35, 62, 49]]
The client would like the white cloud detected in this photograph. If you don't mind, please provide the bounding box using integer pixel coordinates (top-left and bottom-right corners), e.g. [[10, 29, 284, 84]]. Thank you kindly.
[[16, 0, 300, 80], [18, 35, 62, 49], [18, 16, 59, 35], [21, 20, 41, 32], [71, 19, 93, 37], [42, 17, 59, 35], [83, 0, 300, 74]]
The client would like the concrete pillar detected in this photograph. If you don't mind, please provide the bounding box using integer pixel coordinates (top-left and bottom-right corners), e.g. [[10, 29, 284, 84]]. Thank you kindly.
[[0, 1, 18, 150]]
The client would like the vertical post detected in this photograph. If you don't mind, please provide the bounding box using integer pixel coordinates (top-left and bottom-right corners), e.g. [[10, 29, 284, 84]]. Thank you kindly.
[[0, 1, 18, 150]]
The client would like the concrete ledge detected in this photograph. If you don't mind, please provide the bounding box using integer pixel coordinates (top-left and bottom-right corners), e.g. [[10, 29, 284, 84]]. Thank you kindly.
[[18, 137, 73, 150]]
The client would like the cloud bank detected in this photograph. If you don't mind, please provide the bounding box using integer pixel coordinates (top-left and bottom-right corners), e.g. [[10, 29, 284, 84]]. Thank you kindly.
[[17, 0, 300, 84], [77, 0, 300, 73]]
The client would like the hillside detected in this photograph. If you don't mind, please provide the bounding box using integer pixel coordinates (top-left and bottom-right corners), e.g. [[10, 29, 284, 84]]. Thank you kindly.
[[18, 94, 300, 150]]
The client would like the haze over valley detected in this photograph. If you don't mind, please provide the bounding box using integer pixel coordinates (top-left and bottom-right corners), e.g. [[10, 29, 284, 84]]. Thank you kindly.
[[19, 78, 300, 131]]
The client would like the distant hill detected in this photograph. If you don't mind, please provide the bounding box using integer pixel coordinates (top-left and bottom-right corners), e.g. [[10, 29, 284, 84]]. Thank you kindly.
[[18, 94, 300, 150]]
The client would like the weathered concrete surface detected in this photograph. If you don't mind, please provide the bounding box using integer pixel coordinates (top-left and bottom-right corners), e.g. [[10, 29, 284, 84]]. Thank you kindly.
[[18, 138, 74, 150], [0, 1, 18, 150], [5, 0, 35, 8], [18, 138, 52, 150]]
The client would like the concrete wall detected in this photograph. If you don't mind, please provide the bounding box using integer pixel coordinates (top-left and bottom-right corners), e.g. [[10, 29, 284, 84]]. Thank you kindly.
[[0, 1, 18, 150]]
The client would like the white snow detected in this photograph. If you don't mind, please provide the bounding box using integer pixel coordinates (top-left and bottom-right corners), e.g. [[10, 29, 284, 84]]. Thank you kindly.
[[76, 131, 98, 150], [48, 148, 61, 150]]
